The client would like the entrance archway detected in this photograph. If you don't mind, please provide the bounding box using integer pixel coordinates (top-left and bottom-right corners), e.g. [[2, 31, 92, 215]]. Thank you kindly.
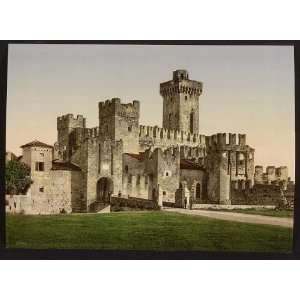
[[97, 177, 113, 203]]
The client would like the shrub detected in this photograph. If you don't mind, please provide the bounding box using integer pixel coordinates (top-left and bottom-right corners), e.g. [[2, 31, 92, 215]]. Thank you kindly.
[[5, 160, 32, 195]]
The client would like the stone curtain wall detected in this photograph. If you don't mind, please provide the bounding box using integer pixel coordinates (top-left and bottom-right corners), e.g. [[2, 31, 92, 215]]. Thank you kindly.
[[110, 196, 160, 212], [230, 183, 289, 207], [6, 170, 83, 214], [138, 124, 206, 152]]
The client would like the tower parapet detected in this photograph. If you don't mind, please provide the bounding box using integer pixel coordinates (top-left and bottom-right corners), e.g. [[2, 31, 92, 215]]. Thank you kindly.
[[254, 165, 289, 186]]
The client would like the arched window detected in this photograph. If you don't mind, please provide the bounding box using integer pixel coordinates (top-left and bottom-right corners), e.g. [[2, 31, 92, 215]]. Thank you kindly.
[[196, 183, 201, 199]]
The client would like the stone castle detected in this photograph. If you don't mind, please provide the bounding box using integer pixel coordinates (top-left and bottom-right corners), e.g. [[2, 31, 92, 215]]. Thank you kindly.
[[6, 70, 295, 214]]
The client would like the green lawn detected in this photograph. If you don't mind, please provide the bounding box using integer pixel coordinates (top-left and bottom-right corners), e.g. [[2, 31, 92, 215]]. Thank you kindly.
[[203, 208, 294, 218], [6, 211, 293, 252]]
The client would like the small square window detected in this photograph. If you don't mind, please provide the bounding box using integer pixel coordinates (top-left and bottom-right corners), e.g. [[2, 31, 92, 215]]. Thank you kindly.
[[39, 187, 44, 192]]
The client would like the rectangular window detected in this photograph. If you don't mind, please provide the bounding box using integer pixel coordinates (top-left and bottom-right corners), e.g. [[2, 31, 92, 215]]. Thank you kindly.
[[111, 151, 113, 175], [39, 187, 44, 192], [35, 162, 45, 171], [98, 144, 101, 173]]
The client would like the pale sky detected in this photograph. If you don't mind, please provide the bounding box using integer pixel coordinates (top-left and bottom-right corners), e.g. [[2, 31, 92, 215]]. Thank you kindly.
[[6, 44, 295, 179]]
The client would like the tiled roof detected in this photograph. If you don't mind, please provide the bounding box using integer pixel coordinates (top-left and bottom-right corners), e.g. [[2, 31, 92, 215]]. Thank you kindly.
[[125, 152, 145, 161], [180, 159, 205, 171], [51, 160, 81, 171], [20, 140, 53, 149]]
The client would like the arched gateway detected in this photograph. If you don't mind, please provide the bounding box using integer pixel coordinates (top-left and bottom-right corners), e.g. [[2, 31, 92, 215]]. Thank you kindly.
[[96, 177, 113, 203]]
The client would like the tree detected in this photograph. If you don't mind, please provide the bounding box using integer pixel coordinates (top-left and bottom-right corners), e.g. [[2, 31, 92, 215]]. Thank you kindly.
[[5, 160, 32, 195]]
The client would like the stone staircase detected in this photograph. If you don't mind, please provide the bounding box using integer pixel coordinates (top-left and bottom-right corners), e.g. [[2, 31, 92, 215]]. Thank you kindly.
[[89, 201, 110, 213], [97, 205, 111, 213]]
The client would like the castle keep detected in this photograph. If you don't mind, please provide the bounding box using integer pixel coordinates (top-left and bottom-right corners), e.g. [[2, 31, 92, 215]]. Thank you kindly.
[[6, 70, 294, 214]]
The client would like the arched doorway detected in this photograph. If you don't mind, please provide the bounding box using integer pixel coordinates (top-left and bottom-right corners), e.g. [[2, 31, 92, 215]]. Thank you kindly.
[[97, 177, 113, 203]]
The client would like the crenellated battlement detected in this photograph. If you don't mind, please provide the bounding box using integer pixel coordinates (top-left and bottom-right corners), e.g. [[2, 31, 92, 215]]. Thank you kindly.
[[160, 82, 203, 97], [150, 146, 180, 162], [139, 124, 206, 146], [98, 98, 140, 118], [254, 165, 288, 185], [231, 179, 253, 191], [179, 145, 206, 160], [84, 127, 99, 139], [57, 114, 86, 130], [205, 133, 247, 148], [160, 70, 203, 97]]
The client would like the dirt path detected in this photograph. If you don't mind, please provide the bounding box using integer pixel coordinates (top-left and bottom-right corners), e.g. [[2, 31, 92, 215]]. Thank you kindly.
[[164, 208, 293, 228]]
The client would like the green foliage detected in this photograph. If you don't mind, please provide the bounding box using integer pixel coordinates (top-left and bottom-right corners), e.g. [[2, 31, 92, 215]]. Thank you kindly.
[[5, 160, 32, 195], [6, 212, 292, 252]]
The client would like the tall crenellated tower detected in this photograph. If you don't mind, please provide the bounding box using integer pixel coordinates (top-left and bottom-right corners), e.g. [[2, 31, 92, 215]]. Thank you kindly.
[[57, 114, 86, 161], [160, 70, 203, 133], [98, 98, 140, 153]]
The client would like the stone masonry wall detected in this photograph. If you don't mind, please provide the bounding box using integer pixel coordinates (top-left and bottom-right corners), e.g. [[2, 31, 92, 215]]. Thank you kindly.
[[7, 169, 83, 214], [180, 169, 206, 203], [230, 183, 286, 206]]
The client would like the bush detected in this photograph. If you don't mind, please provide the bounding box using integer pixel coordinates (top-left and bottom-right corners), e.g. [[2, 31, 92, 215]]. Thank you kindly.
[[5, 160, 32, 195]]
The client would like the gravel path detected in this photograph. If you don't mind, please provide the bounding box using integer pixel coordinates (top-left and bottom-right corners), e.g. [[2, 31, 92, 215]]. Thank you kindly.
[[164, 208, 293, 228]]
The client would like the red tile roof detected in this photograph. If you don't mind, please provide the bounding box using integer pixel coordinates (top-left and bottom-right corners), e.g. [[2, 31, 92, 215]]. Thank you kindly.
[[180, 159, 205, 171], [125, 152, 145, 161], [51, 160, 81, 171], [20, 140, 53, 149]]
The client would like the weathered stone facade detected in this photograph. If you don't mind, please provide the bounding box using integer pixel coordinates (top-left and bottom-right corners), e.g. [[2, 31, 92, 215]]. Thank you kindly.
[[6, 69, 294, 214]]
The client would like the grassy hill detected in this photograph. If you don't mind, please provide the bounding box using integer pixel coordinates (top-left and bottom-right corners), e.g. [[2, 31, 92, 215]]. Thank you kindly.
[[6, 211, 293, 252]]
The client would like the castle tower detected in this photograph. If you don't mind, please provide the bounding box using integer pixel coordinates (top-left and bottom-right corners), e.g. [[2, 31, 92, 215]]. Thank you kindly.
[[160, 70, 203, 133], [205, 133, 255, 204], [20, 140, 54, 173], [98, 98, 140, 153], [57, 114, 86, 160]]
